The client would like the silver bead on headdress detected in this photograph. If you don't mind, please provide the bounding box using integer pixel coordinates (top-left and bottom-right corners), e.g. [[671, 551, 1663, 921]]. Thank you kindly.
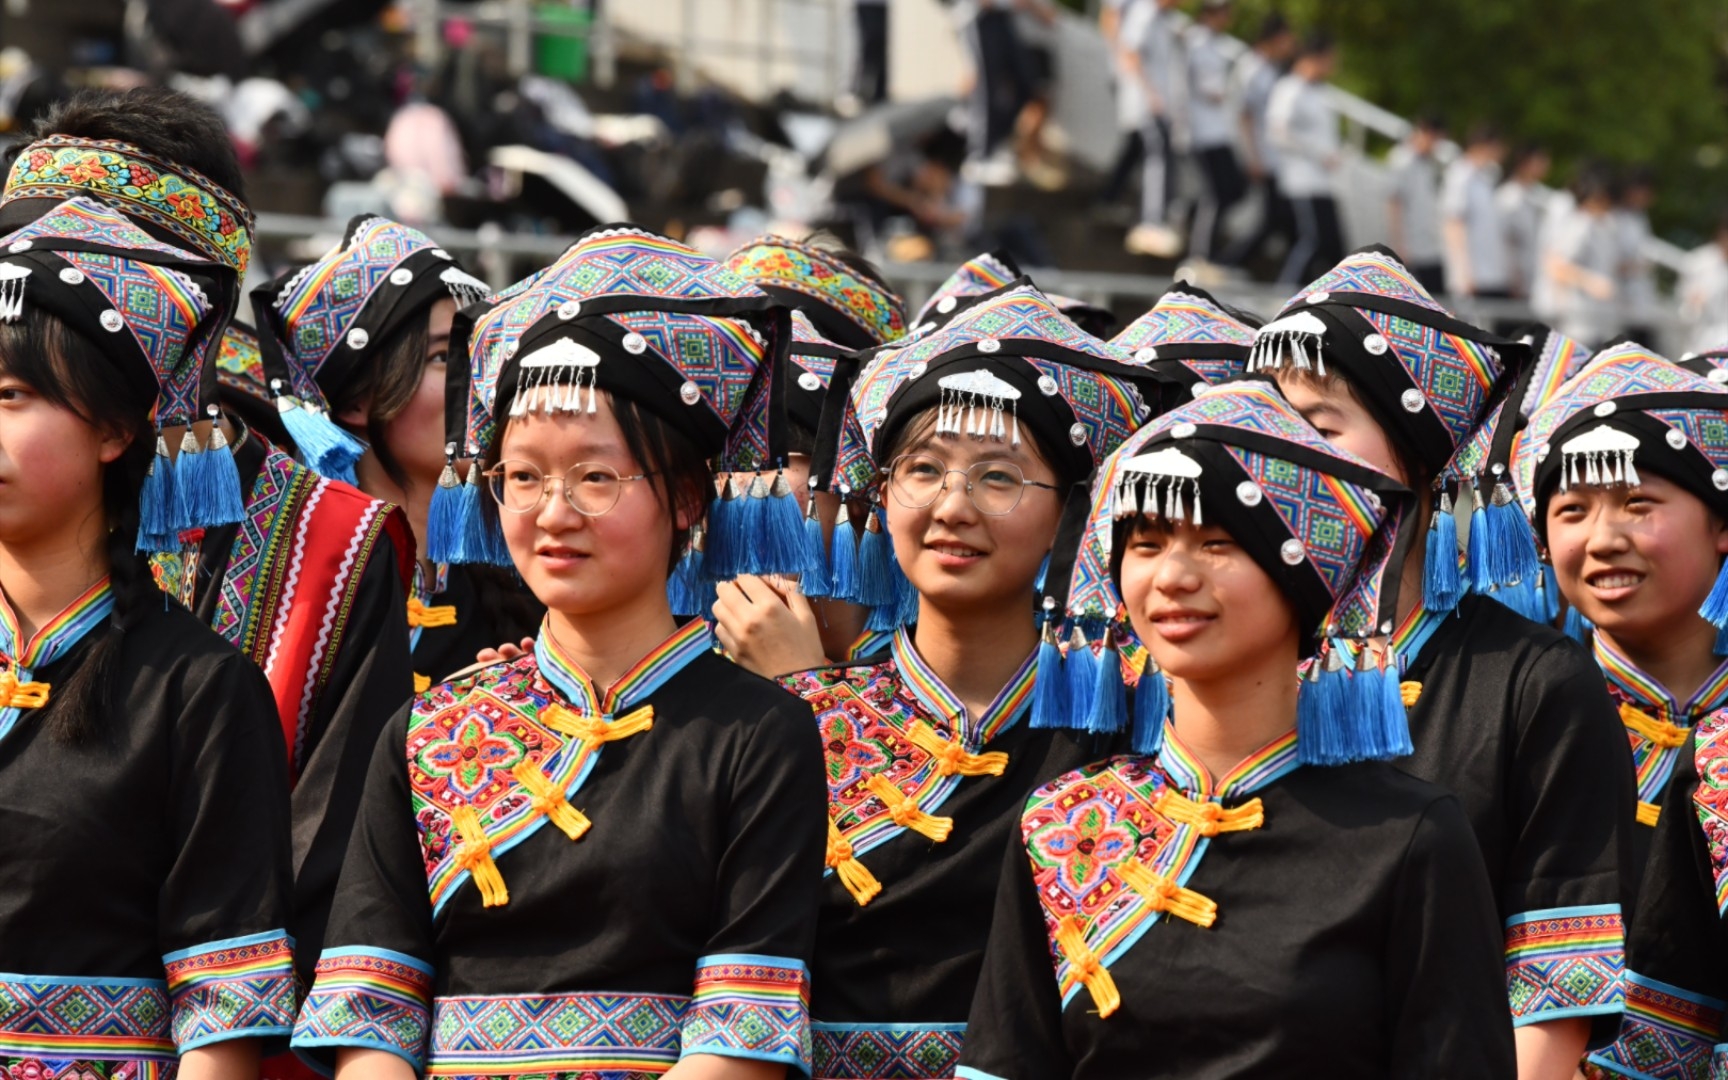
[[935, 369, 1022, 444], [509, 337, 604, 417], [1558, 424, 1641, 491]]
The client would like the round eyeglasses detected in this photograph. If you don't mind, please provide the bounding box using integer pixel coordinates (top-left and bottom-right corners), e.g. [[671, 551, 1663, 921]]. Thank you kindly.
[[483, 460, 653, 517], [886, 453, 1059, 516]]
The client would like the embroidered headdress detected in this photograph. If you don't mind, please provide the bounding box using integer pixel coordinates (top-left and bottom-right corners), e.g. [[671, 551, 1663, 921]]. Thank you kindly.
[[909, 250, 1021, 334], [434, 224, 806, 574], [1038, 378, 1417, 764], [809, 282, 1177, 627], [1515, 343, 1728, 635], [0, 197, 242, 548], [254, 214, 490, 482], [1111, 283, 1255, 397], [1247, 245, 1533, 611], [725, 234, 907, 350]]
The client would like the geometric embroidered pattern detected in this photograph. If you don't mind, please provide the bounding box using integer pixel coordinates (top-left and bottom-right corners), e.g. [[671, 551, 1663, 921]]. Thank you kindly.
[[1522, 328, 1592, 419], [1504, 906, 1626, 1024], [426, 991, 688, 1075], [0, 975, 176, 1062], [162, 931, 297, 1050], [1584, 970, 1721, 1080], [0, 1059, 172, 1080], [1695, 710, 1728, 916], [215, 325, 271, 407], [1287, 247, 1450, 317], [1357, 306, 1498, 459], [1111, 288, 1252, 388], [680, 955, 812, 1073], [810, 1022, 965, 1079], [912, 252, 1018, 328], [291, 948, 435, 1070], [726, 235, 908, 346], [4, 135, 254, 273]]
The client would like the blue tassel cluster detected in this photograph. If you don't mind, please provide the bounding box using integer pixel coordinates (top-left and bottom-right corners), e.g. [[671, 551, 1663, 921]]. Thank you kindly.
[[137, 434, 178, 553], [1465, 475, 1543, 600], [426, 460, 464, 565], [278, 398, 365, 483], [829, 516, 860, 600], [1701, 555, 1728, 634], [1423, 491, 1463, 613], [700, 471, 826, 583], [1296, 643, 1413, 766], [801, 498, 831, 598], [1030, 604, 1067, 730], [668, 526, 715, 618], [1130, 659, 1170, 754]]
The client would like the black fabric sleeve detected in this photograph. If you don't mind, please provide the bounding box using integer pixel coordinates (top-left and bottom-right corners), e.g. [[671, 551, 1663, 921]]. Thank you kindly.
[[955, 826, 1073, 1080], [288, 543, 414, 985], [289, 707, 437, 1072], [1383, 794, 1517, 1079], [158, 650, 298, 1051]]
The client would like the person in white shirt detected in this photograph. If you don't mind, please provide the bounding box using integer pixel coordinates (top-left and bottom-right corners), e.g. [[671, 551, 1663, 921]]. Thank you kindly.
[[1099, 0, 1149, 214], [1615, 166, 1660, 343], [1268, 31, 1343, 283], [1547, 165, 1623, 345], [1385, 113, 1447, 293], [1494, 143, 1552, 299], [1122, 0, 1189, 256], [1219, 13, 1296, 272], [1680, 211, 1728, 351], [1441, 124, 1510, 297], [1184, 0, 1246, 263]]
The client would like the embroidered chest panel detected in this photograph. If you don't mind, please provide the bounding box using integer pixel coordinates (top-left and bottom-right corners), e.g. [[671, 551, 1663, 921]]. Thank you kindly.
[[1603, 683, 1695, 814], [789, 662, 966, 862], [1693, 709, 1728, 916], [1021, 757, 1220, 1008], [409, 658, 600, 914]]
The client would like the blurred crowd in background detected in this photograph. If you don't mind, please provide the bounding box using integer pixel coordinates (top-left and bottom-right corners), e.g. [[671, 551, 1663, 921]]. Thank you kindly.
[[7, 0, 1728, 352]]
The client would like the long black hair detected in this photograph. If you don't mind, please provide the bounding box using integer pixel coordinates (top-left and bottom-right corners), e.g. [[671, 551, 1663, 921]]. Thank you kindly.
[[0, 307, 161, 743]]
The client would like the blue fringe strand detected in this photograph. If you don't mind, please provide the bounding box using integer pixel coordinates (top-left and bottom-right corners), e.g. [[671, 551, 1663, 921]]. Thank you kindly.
[[1423, 500, 1463, 613], [1089, 643, 1128, 735], [829, 516, 860, 601]]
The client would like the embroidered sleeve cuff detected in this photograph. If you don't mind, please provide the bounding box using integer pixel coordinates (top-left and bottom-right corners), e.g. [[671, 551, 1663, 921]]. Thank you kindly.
[[679, 953, 812, 1075], [290, 947, 435, 1071], [162, 930, 298, 1051], [1583, 971, 1725, 1080], [1505, 905, 1627, 1025], [955, 1069, 1011, 1080]]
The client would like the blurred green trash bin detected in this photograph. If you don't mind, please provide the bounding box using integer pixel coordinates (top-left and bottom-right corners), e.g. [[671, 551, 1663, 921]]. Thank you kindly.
[[535, 4, 591, 82]]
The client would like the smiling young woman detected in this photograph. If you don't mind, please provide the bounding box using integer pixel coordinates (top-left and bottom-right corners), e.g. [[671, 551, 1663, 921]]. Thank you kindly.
[[288, 227, 826, 1080], [767, 283, 1176, 1080], [956, 379, 1513, 1080], [0, 200, 296, 1080]]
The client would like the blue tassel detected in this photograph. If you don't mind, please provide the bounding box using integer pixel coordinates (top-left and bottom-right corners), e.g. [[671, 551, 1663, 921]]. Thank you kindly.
[[200, 420, 247, 526], [703, 477, 742, 581], [1716, 620, 1728, 658], [446, 464, 486, 563], [1064, 630, 1098, 728], [1467, 484, 1498, 596], [667, 528, 708, 617], [1423, 492, 1463, 613], [855, 511, 896, 608], [800, 503, 831, 598], [455, 465, 512, 567], [1540, 564, 1561, 624], [426, 459, 464, 565], [1487, 488, 1541, 589], [732, 476, 770, 576], [1296, 649, 1351, 766], [1700, 555, 1728, 630], [1372, 657, 1415, 759], [1488, 574, 1544, 623], [1561, 604, 1593, 644], [1089, 637, 1128, 735], [865, 600, 899, 632], [278, 398, 365, 482], [136, 434, 178, 553], [1130, 658, 1170, 754], [1030, 616, 1069, 730], [829, 514, 860, 601]]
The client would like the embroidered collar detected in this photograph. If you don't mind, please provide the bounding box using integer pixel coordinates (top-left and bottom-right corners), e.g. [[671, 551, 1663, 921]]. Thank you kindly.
[[889, 626, 1035, 748], [536, 616, 713, 717], [0, 576, 114, 743], [1594, 632, 1728, 723], [1156, 724, 1301, 799]]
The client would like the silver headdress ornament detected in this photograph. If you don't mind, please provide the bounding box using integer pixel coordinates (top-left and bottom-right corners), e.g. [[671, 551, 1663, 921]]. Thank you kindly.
[[1559, 424, 1641, 491], [935, 368, 1022, 444], [440, 266, 491, 306], [1247, 309, 1329, 374], [0, 264, 28, 322], [1113, 447, 1204, 536], [510, 336, 603, 417]]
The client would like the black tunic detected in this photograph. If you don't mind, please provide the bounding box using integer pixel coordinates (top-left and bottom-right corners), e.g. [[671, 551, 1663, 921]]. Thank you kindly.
[[1585, 721, 1728, 1080], [955, 730, 1516, 1080], [0, 592, 297, 1078], [291, 619, 826, 1077], [1399, 595, 1638, 1040], [409, 562, 544, 690], [779, 628, 1110, 1079], [151, 421, 415, 985]]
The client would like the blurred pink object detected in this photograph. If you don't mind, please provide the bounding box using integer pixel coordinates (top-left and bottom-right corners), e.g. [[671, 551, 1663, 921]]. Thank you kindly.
[[444, 18, 475, 48], [384, 102, 468, 196]]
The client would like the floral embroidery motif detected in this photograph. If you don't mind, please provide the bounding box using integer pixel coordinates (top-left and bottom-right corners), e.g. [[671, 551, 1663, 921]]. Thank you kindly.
[[1694, 709, 1728, 916]]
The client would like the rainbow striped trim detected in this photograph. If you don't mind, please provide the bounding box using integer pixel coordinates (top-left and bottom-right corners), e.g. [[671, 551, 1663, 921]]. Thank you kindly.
[[1505, 905, 1626, 1024], [1584, 971, 1722, 1080], [425, 991, 688, 1075], [681, 954, 812, 1072], [292, 947, 435, 1070], [1530, 333, 1591, 417], [536, 616, 712, 717], [163, 930, 297, 1050], [0, 973, 177, 1062], [1157, 725, 1300, 799], [891, 627, 1033, 748], [0, 576, 113, 745], [1595, 634, 1728, 812]]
